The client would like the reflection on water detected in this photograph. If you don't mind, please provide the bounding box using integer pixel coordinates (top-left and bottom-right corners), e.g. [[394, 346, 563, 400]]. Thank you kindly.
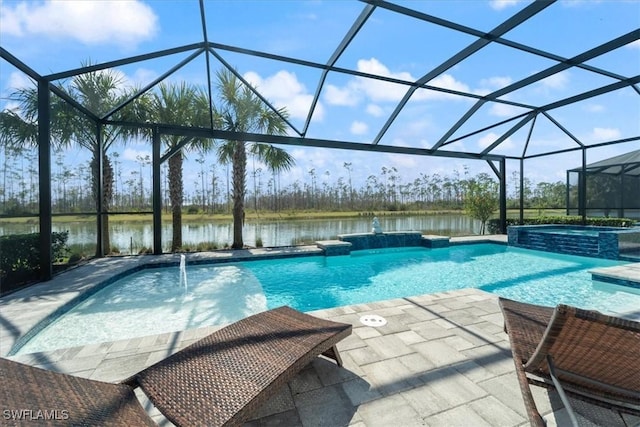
[[1, 214, 481, 254]]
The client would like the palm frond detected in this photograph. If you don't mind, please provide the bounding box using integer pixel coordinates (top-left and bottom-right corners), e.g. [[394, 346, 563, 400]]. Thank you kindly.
[[250, 143, 295, 173], [216, 140, 238, 164]]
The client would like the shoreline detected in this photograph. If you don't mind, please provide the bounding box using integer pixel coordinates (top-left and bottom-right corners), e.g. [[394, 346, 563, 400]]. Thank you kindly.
[[0, 208, 565, 225]]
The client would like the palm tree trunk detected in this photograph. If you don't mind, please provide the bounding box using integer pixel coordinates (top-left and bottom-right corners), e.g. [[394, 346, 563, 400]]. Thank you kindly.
[[169, 152, 183, 251], [90, 152, 113, 256], [232, 142, 246, 249], [102, 153, 113, 255]]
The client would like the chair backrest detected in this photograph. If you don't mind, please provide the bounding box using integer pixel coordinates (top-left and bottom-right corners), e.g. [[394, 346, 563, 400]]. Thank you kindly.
[[524, 304, 640, 406]]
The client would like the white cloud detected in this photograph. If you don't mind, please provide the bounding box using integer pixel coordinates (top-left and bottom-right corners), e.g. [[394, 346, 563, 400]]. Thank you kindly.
[[0, 2, 23, 35], [384, 152, 418, 170], [122, 148, 151, 162], [350, 121, 368, 135], [479, 76, 513, 89], [539, 71, 570, 90], [324, 84, 359, 106], [489, 0, 524, 11], [7, 71, 35, 91], [324, 58, 470, 105], [244, 70, 323, 121], [627, 40, 640, 49], [290, 147, 333, 169], [589, 127, 621, 142], [425, 74, 471, 99], [366, 104, 384, 117], [353, 58, 413, 102], [129, 68, 160, 88], [354, 58, 470, 101], [0, 0, 158, 48], [1, 73, 34, 115], [478, 132, 514, 150], [444, 140, 467, 152]]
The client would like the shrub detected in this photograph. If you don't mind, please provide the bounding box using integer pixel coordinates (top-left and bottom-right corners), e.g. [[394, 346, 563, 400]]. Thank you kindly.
[[68, 252, 83, 264], [465, 178, 498, 235], [255, 237, 263, 248], [0, 231, 69, 293], [193, 242, 218, 251]]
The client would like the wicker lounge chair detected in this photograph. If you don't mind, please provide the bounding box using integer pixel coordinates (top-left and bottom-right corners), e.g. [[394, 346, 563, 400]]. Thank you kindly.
[[499, 297, 640, 427], [0, 306, 352, 426]]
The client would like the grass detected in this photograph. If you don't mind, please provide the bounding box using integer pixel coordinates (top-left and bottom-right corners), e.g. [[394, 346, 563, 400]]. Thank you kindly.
[[505, 208, 566, 218], [0, 208, 567, 225]]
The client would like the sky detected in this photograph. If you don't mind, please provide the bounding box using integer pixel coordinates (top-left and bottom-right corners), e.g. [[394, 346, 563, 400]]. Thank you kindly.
[[1, 0, 639, 197]]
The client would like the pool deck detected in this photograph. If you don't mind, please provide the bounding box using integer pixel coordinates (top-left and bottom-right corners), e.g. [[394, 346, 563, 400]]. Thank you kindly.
[[2, 235, 640, 426]]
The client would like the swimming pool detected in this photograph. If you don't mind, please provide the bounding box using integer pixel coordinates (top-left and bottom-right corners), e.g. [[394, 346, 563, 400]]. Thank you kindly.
[[13, 243, 640, 355]]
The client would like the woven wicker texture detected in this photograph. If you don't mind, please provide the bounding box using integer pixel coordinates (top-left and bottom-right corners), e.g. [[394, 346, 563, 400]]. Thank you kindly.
[[499, 297, 640, 427], [125, 306, 352, 427], [1, 306, 351, 427], [0, 357, 155, 426]]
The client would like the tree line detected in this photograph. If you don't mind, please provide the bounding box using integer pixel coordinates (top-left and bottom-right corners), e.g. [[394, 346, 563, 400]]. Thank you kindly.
[[0, 64, 568, 253], [1, 142, 567, 216]]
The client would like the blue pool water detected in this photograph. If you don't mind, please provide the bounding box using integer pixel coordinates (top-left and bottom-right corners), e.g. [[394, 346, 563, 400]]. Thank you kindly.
[[15, 244, 640, 354], [535, 228, 601, 236]]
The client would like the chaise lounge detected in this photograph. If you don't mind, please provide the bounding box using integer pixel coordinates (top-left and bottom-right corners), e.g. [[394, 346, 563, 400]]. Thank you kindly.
[[0, 306, 352, 426], [499, 297, 640, 427]]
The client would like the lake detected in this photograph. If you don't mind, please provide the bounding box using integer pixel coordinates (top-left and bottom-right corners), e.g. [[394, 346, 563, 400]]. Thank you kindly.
[[1, 214, 481, 255]]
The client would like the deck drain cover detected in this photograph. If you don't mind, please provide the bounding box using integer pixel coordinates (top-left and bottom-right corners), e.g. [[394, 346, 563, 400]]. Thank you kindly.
[[360, 314, 387, 327]]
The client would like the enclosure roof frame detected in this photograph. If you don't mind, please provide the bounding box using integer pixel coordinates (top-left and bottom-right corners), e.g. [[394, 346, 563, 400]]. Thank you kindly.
[[2, 0, 638, 162]]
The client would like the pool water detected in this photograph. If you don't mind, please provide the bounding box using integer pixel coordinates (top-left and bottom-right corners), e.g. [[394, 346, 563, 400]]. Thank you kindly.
[[535, 228, 601, 236], [15, 244, 640, 355]]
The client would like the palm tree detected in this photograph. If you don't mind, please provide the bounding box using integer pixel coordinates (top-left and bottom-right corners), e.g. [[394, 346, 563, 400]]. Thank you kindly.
[[214, 69, 294, 249], [0, 67, 138, 255], [145, 82, 214, 250]]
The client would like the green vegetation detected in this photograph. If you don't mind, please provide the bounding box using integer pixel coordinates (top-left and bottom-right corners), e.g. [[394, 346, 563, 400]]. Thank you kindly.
[[0, 231, 69, 294], [464, 173, 498, 235], [0, 208, 584, 226]]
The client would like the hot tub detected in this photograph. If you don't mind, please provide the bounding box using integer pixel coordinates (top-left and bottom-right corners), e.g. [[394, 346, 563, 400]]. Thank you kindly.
[[507, 224, 638, 259]]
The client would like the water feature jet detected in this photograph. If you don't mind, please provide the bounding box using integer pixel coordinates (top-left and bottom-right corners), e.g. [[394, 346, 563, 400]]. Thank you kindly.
[[179, 254, 188, 292]]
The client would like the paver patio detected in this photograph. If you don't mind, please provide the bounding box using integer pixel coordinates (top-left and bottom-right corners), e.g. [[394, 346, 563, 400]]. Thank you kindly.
[[4, 287, 580, 426], [2, 238, 639, 426]]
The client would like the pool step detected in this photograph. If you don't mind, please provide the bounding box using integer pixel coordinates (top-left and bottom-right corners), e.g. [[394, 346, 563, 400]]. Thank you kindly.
[[590, 263, 640, 290]]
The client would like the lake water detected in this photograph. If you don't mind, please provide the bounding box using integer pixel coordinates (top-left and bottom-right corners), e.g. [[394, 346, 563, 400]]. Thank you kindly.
[[1, 214, 481, 254]]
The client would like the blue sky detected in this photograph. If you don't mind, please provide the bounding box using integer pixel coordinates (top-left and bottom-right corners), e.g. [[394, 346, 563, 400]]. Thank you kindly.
[[1, 0, 639, 197]]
